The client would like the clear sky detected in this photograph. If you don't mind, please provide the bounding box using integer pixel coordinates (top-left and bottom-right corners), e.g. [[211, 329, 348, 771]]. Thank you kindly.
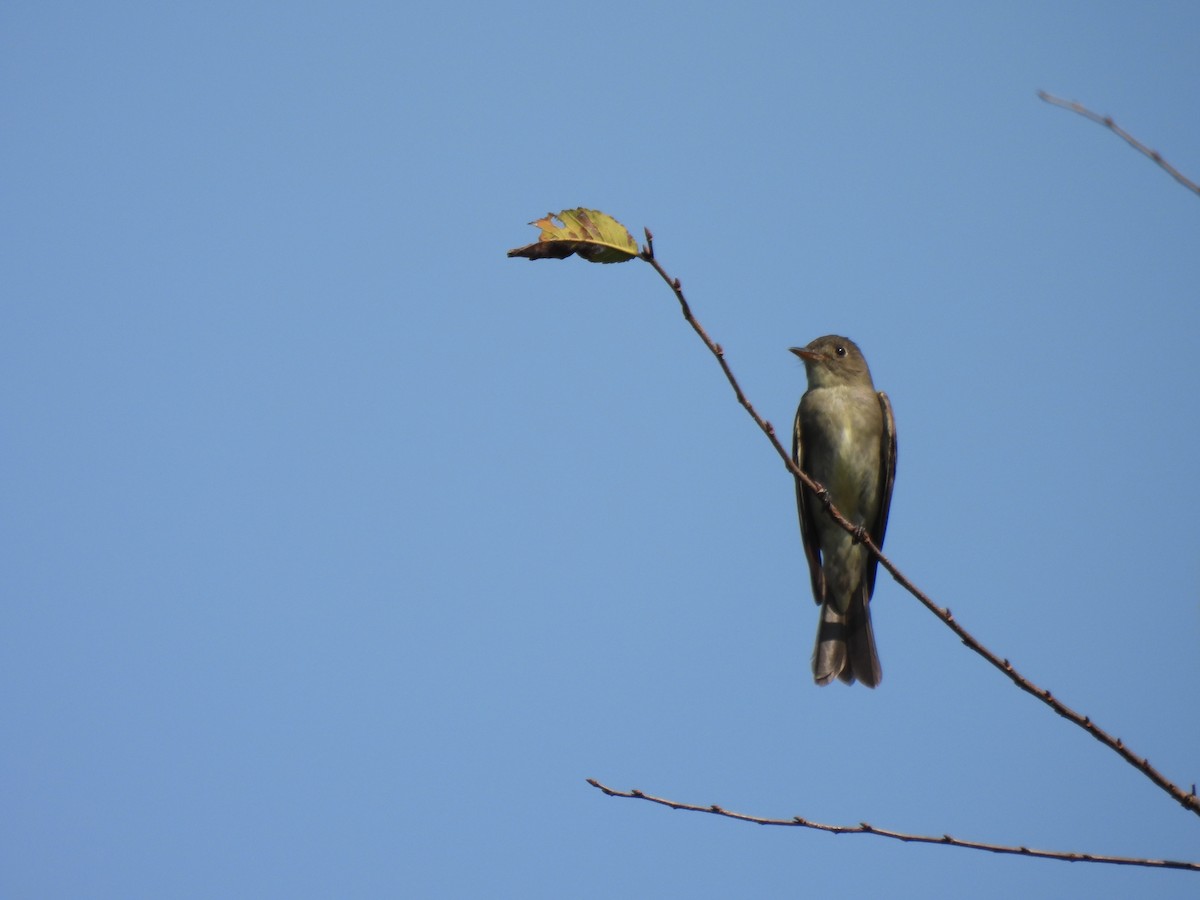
[[4, 3, 1199, 897]]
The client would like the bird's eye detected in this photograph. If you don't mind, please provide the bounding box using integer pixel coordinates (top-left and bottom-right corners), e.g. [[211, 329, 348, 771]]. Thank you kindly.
[[835, 345, 846, 357]]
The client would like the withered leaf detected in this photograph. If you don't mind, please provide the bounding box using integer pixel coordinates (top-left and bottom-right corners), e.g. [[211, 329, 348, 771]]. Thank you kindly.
[[507, 208, 639, 264]]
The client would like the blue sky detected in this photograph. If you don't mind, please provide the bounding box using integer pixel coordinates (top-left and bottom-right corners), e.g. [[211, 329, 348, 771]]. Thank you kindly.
[[4, 3, 1199, 897]]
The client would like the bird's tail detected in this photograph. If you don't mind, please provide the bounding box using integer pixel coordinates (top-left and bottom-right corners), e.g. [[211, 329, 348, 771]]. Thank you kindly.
[[813, 590, 881, 688]]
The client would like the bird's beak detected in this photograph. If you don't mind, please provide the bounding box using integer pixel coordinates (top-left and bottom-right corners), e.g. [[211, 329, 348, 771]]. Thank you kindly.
[[790, 347, 821, 362]]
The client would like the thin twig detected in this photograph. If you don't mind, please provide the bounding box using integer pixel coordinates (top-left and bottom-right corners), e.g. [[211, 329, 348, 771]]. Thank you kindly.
[[586, 780, 1200, 872], [638, 233, 1200, 818], [1038, 90, 1200, 198]]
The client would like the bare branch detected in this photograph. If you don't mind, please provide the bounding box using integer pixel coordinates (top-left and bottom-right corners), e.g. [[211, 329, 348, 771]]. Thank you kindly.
[[637, 240, 1200, 819], [1038, 90, 1200, 198], [586, 780, 1200, 872]]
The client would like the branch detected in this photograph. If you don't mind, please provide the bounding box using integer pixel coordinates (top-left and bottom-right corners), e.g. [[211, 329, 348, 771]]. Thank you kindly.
[[1038, 90, 1200, 198], [638, 231, 1200, 819], [586, 780, 1200, 872]]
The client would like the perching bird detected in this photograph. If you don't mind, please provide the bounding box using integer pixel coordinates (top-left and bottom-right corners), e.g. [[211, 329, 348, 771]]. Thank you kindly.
[[790, 336, 896, 687]]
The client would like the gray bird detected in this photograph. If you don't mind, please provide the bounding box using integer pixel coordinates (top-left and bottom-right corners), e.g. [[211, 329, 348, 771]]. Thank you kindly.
[[790, 336, 896, 687]]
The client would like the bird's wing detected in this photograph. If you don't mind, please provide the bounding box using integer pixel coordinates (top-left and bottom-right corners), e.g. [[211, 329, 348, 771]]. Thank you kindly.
[[792, 403, 826, 604], [864, 391, 897, 600]]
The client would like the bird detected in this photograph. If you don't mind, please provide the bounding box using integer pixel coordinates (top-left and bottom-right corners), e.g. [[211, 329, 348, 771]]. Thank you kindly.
[[790, 335, 896, 687]]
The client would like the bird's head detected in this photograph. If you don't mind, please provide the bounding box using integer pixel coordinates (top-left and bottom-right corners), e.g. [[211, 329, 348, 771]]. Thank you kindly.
[[789, 335, 874, 389]]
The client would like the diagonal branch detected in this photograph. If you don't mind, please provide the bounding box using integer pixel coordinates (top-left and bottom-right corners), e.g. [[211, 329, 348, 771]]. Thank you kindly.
[[586, 780, 1200, 872], [1037, 90, 1200, 198], [639, 231, 1200, 819]]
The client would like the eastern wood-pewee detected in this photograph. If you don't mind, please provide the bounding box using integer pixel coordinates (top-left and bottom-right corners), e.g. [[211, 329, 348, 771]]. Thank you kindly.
[[791, 336, 896, 687]]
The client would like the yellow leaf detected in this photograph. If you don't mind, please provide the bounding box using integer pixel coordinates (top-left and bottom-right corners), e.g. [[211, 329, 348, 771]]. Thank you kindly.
[[507, 208, 639, 264]]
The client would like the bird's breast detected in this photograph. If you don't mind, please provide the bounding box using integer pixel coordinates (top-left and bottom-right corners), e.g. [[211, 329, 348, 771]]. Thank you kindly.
[[801, 386, 883, 523]]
